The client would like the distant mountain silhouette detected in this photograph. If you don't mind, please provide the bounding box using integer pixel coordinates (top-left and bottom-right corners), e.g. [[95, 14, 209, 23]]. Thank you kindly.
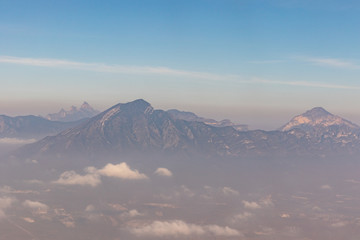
[[0, 115, 85, 140], [46, 102, 99, 122]]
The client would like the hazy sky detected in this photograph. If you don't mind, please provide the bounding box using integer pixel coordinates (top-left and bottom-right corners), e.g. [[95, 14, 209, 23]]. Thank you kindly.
[[1, 0, 360, 129]]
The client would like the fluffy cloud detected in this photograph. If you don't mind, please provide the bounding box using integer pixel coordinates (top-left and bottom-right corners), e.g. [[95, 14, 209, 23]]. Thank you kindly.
[[23, 200, 49, 213], [129, 220, 241, 237], [242, 195, 273, 210], [98, 163, 148, 180], [243, 200, 261, 210], [154, 168, 173, 177], [54, 162, 147, 187], [53, 169, 101, 187], [0, 196, 16, 219], [121, 209, 143, 219]]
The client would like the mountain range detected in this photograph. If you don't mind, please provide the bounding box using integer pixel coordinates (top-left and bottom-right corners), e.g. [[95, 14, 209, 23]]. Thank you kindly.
[[0, 115, 85, 140], [167, 109, 248, 131], [45, 101, 99, 122], [12, 99, 360, 160]]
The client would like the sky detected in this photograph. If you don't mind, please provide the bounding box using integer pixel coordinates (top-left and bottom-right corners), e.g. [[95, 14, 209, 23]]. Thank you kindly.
[[1, 0, 360, 129]]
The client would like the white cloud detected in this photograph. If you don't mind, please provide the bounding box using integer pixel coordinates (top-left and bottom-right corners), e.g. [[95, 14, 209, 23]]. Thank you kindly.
[[0, 138, 36, 144], [260, 195, 274, 207], [242, 200, 261, 210], [232, 212, 253, 222], [53, 170, 101, 187], [129, 220, 241, 237], [22, 200, 49, 213], [53, 162, 147, 187], [98, 162, 147, 180], [0, 196, 15, 219], [154, 168, 173, 177], [303, 57, 359, 69], [121, 209, 143, 219], [255, 227, 275, 236], [222, 187, 239, 196]]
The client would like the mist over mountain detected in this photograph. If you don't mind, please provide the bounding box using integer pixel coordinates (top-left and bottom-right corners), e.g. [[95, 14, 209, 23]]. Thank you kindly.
[[12, 100, 360, 161], [45, 102, 99, 122]]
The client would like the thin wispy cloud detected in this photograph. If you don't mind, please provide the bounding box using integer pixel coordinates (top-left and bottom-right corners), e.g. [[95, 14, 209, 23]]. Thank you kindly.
[[253, 78, 360, 90], [247, 60, 285, 64], [0, 56, 230, 81], [300, 56, 360, 69], [2, 55, 360, 91]]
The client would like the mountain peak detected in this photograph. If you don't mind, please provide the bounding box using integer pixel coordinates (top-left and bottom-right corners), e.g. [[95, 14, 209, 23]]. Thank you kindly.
[[280, 107, 359, 131], [121, 99, 153, 113], [80, 101, 92, 110], [128, 99, 150, 106], [302, 107, 332, 119]]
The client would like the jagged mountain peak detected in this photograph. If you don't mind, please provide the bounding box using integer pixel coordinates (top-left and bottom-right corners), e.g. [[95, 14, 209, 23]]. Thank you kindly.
[[46, 102, 100, 122], [80, 101, 93, 110], [280, 107, 359, 131]]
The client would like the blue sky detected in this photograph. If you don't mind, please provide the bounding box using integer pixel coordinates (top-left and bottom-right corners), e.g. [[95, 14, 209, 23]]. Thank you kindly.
[[1, 0, 360, 129]]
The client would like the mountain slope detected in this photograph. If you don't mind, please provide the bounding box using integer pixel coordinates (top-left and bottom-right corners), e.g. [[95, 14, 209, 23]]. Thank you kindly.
[[46, 102, 99, 122]]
